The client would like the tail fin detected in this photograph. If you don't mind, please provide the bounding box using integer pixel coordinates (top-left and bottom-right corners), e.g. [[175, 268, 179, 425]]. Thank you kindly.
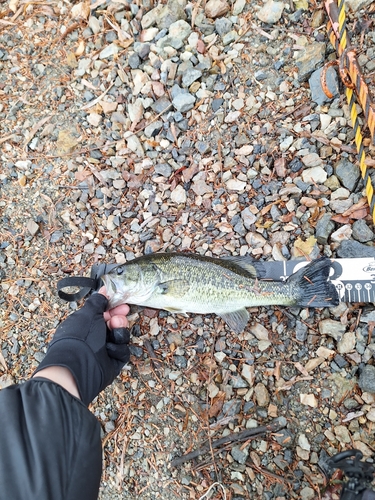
[[288, 257, 339, 308]]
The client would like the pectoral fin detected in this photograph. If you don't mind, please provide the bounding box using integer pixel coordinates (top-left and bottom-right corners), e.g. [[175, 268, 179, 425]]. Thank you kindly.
[[158, 279, 190, 298], [164, 307, 188, 316], [220, 308, 249, 333]]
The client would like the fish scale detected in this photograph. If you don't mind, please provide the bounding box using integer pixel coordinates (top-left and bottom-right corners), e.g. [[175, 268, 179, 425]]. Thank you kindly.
[[102, 253, 339, 333]]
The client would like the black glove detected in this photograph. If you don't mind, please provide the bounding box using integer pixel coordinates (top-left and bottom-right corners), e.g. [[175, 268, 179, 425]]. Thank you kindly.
[[34, 293, 130, 406]]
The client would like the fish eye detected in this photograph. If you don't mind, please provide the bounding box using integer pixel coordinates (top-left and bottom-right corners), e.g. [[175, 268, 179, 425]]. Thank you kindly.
[[116, 266, 124, 275]]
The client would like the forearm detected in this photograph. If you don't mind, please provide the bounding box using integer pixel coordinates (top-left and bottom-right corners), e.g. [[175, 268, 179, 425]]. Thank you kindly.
[[33, 366, 80, 399], [0, 379, 102, 500]]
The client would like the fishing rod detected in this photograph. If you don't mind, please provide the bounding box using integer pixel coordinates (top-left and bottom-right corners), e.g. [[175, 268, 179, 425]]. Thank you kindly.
[[325, 449, 375, 499]]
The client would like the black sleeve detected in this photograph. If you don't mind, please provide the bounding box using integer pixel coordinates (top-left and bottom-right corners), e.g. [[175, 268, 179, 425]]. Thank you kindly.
[[0, 378, 102, 500]]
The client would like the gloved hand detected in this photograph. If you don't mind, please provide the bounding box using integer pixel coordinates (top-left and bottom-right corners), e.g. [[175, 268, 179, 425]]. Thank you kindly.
[[34, 292, 131, 406]]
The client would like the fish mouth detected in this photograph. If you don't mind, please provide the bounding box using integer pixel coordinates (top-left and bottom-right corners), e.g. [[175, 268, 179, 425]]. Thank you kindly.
[[101, 275, 117, 295]]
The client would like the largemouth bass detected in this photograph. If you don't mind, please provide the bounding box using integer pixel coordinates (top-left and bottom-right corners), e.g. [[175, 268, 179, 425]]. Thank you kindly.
[[102, 253, 339, 333]]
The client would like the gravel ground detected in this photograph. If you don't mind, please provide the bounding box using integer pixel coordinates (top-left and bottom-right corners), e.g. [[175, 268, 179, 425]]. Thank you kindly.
[[1, 0, 375, 498]]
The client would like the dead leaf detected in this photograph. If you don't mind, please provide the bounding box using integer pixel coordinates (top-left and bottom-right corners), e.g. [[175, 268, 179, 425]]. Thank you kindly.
[[23, 115, 54, 148], [74, 170, 91, 181], [182, 163, 199, 183], [0, 351, 7, 371], [304, 357, 325, 372], [66, 51, 77, 68], [75, 39, 85, 56], [56, 129, 78, 154], [294, 362, 309, 377], [293, 235, 317, 257], [208, 392, 225, 418], [331, 215, 350, 224]]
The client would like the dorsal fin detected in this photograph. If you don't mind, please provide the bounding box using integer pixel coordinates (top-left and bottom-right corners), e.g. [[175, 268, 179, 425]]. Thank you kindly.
[[221, 256, 266, 278]]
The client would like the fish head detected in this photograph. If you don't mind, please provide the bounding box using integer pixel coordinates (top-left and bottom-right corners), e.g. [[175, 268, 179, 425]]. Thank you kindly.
[[102, 261, 159, 309]]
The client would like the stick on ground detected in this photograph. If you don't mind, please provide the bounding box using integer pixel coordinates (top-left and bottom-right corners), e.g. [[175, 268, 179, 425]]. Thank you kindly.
[[170, 417, 287, 467]]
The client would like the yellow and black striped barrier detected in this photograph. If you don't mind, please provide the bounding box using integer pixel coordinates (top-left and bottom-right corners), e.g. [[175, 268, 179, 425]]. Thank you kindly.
[[324, 0, 375, 222]]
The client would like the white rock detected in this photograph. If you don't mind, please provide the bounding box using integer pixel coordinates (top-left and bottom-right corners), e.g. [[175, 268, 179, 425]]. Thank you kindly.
[[301, 166, 327, 184], [207, 382, 220, 398], [233, 0, 246, 14], [131, 69, 150, 95], [126, 134, 144, 157], [141, 27, 159, 42], [88, 16, 101, 34], [99, 43, 119, 59], [128, 99, 144, 124], [320, 113, 332, 131], [235, 145, 254, 156], [250, 323, 269, 341], [301, 153, 323, 167], [298, 433, 311, 451], [225, 110, 241, 123], [171, 184, 187, 204], [87, 113, 102, 127], [226, 178, 246, 191], [331, 224, 352, 243], [232, 98, 244, 110], [246, 232, 266, 248], [280, 136, 293, 152], [331, 187, 350, 200], [257, 0, 284, 24], [337, 331, 356, 354], [214, 351, 227, 363], [241, 364, 254, 386]]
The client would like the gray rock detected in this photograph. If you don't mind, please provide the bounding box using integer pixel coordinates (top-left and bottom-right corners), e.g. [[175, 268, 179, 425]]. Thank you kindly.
[[134, 42, 150, 60], [170, 84, 184, 100], [50, 231, 63, 243], [111, 111, 127, 125], [295, 42, 326, 82], [219, 399, 242, 419], [359, 365, 375, 393], [128, 53, 141, 69], [195, 141, 210, 154], [241, 207, 256, 229], [144, 120, 163, 138], [172, 93, 195, 112], [155, 163, 172, 177], [212, 98, 224, 112], [173, 355, 188, 368], [309, 66, 339, 105], [337, 240, 375, 258], [215, 17, 232, 36], [346, 0, 374, 11], [352, 219, 375, 243], [230, 375, 248, 388], [334, 158, 360, 191], [319, 319, 346, 341], [231, 445, 249, 464], [274, 428, 295, 448], [182, 69, 202, 88], [295, 321, 308, 342], [151, 96, 172, 114], [316, 213, 335, 244], [157, 0, 187, 29]]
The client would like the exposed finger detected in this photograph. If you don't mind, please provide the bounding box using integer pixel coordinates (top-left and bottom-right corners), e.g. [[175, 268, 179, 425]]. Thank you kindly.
[[104, 304, 130, 321], [98, 286, 108, 298], [107, 315, 129, 330]]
